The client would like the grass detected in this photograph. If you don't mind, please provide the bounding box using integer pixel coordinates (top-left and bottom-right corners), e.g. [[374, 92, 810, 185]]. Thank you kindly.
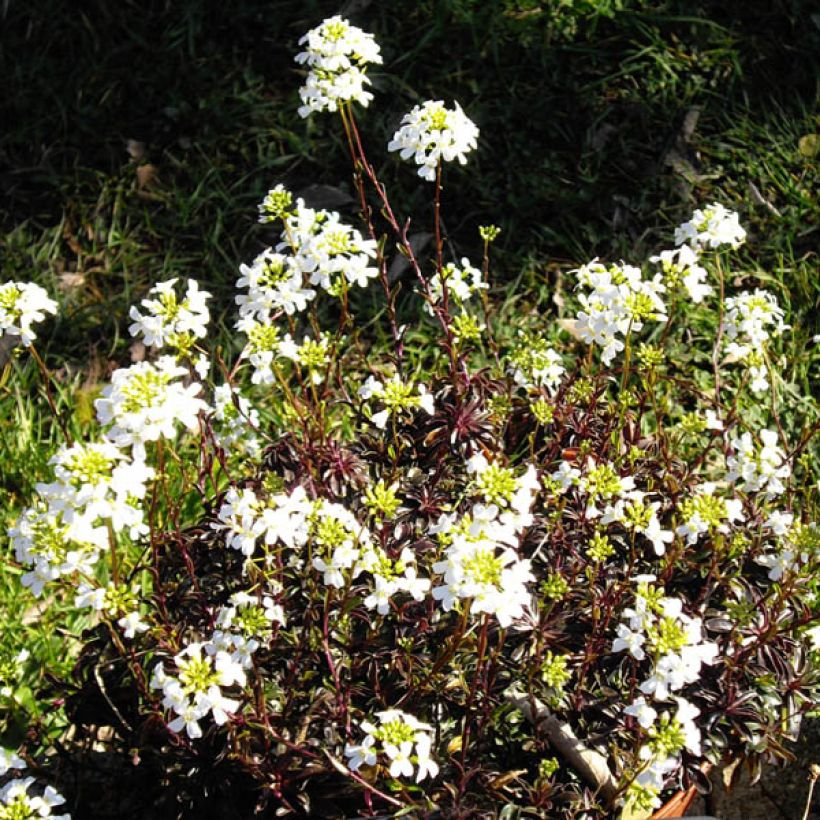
[[0, 0, 818, 753]]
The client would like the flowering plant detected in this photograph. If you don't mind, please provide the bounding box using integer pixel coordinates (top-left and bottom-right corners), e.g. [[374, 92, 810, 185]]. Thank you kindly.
[[1, 16, 818, 820]]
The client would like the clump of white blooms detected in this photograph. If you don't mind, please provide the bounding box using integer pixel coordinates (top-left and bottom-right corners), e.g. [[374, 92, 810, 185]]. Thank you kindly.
[[599, 489, 673, 557], [426, 258, 486, 312], [726, 429, 791, 499], [431, 509, 535, 628], [650, 245, 712, 304], [295, 16, 382, 116], [235, 248, 316, 319], [388, 100, 479, 181], [236, 317, 284, 385], [723, 289, 788, 393], [0, 281, 57, 347], [150, 641, 243, 740], [573, 259, 667, 365], [10, 504, 108, 597], [279, 331, 333, 385], [613, 579, 717, 812], [359, 374, 435, 429], [215, 487, 375, 590], [213, 485, 312, 558], [128, 277, 210, 352], [430, 459, 538, 628], [675, 482, 744, 546], [358, 545, 430, 615], [35, 440, 153, 538], [574, 460, 636, 518], [345, 710, 439, 782], [674, 202, 747, 249], [0, 776, 71, 820], [507, 332, 565, 392], [755, 520, 819, 582], [283, 200, 379, 294], [308, 499, 374, 588], [94, 357, 207, 460]]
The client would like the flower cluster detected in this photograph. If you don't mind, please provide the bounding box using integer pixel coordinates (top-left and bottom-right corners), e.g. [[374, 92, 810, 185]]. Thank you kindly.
[[650, 245, 712, 304], [507, 332, 565, 392], [211, 383, 261, 458], [358, 545, 430, 615], [676, 482, 744, 545], [94, 357, 206, 459], [430, 458, 538, 627], [345, 710, 438, 782], [75, 581, 148, 639], [723, 289, 787, 393], [214, 484, 312, 558], [359, 374, 435, 429], [726, 428, 791, 499], [674, 202, 747, 249], [0, 750, 70, 819], [388, 100, 479, 181], [295, 16, 382, 116], [614, 580, 717, 811], [426, 257, 486, 312], [0, 280, 57, 347], [128, 277, 210, 353], [573, 259, 667, 365], [150, 642, 243, 740], [235, 247, 316, 319]]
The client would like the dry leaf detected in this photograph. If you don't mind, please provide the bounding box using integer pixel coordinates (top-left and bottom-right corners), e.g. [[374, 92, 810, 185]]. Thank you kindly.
[[130, 341, 146, 363], [58, 272, 85, 292], [558, 318, 585, 341], [488, 769, 527, 790], [136, 163, 158, 189]]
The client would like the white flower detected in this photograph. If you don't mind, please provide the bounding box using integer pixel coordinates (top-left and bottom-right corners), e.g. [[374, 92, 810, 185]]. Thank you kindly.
[[118, 611, 149, 639], [211, 384, 261, 458], [613, 623, 646, 661], [295, 17, 382, 116], [551, 461, 580, 492], [625, 696, 657, 729], [281, 203, 378, 293], [675, 202, 746, 249], [128, 277, 211, 349], [388, 100, 479, 181], [361, 374, 436, 428], [705, 409, 723, 430], [344, 735, 377, 771], [507, 333, 565, 392], [0, 281, 58, 347], [345, 710, 437, 782], [36, 440, 153, 538], [765, 510, 794, 536], [723, 289, 787, 357], [0, 748, 25, 776]]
